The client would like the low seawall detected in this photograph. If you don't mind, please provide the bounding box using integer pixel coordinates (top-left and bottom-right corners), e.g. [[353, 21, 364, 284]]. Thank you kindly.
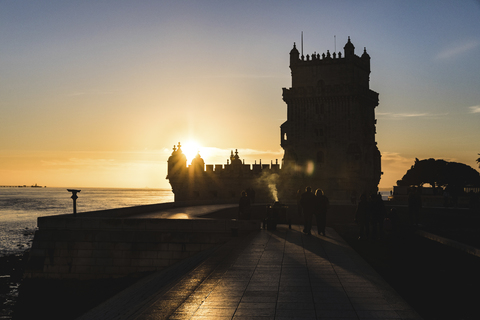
[[27, 200, 475, 280], [25, 204, 259, 280]]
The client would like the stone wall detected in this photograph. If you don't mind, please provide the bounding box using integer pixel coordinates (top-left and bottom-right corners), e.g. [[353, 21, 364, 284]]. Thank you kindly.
[[25, 215, 259, 280]]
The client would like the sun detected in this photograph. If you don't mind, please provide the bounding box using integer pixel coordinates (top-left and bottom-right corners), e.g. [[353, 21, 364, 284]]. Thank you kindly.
[[181, 140, 202, 164]]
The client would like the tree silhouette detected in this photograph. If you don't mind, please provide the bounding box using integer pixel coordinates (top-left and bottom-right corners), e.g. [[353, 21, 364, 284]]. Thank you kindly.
[[397, 158, 480, 195], [477, 154, 480, 168]]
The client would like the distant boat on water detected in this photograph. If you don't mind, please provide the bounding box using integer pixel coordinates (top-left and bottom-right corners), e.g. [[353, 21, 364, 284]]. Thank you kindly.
[[0, 184, 46, 188], [31, 184, 45, 188]]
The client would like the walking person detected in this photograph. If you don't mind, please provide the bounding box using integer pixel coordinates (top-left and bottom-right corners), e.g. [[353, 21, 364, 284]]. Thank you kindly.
[[355, 193, 371, 240], [315, 189, 329, 236], [300, 187, 316, 235], [238, 191, 251, 220], [370, 193, 386, 240]]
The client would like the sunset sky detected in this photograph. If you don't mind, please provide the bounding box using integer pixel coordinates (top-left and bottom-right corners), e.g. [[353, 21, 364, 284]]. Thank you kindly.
[[1, 1, 479, 190]]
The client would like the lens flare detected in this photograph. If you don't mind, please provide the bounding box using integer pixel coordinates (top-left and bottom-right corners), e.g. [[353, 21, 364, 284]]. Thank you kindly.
[[306, 161, 315, 175]]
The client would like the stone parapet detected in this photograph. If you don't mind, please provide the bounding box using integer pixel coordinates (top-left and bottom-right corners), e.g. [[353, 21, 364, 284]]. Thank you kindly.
[[25, 215, 259, 280]]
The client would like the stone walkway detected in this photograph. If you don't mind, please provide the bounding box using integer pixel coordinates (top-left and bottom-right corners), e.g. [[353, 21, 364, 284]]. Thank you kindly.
[[125, 225, 422, 320]]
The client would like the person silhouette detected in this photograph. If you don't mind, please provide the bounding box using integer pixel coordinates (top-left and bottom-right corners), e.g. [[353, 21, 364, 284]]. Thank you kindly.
[[300, 186, 316, 235], [355, 193, 371, 240], [370, 193, 386, 240], [238, 191, 251, 220], [315, 189, 329, 236]]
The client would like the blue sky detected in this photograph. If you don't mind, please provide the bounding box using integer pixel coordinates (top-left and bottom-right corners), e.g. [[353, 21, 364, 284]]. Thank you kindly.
[[1, 1, 479, 188]]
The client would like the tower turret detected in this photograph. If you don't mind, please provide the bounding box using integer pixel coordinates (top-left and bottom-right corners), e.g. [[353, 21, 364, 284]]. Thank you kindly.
[[361, 47, 370, 60], [289, 43, 300, 66], [343, 36, 355, 58], [167, 142, 187, 178], [230, 149, 242, 166], [190, 151, 205, 173]]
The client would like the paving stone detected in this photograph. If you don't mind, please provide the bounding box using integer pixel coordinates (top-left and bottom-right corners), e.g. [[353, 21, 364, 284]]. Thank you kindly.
[[275, 302, 315, 310], [241, 296, 278, 303], [233, 316, 275, 320], [312, 290, 349, 299], [193, 307, 237, 317], [356, 309, 402, 319], [234, 307, 276, 317], [190, 316, 231, 320], [313, 295, 351, 304], [199, 300, 239, 308], [246, 285, 279, 291], [316, 308, 358, 318], [315, 303, 355, 311], [237, 302, 277, 309], [274, 307, 317, 317]]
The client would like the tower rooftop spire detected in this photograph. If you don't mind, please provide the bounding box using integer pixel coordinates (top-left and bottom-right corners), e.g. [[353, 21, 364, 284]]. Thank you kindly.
[[344, 36, 355, 57]]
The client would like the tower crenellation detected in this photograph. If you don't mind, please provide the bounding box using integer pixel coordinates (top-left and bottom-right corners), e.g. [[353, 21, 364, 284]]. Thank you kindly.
[[289, 37, 370, 82], [166, 145, 282, 202]]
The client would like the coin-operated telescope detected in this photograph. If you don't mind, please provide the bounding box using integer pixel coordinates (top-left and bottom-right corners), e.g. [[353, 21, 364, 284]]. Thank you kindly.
[[67, 189, 81, 216]]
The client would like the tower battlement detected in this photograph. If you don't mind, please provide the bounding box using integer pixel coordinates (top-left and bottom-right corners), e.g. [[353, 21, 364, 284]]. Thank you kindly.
[[289, 37, 372, 89], [167, 144, 281, 203]]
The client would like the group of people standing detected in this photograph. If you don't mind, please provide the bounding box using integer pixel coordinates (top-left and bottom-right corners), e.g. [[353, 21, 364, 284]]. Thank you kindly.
[[298, 187, 330, 236], [354, 193, 388, 240], [240, 187, 396, 241]]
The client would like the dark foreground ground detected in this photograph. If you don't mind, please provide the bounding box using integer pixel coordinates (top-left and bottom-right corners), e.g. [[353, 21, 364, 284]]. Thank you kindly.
[[329, 206, 480, 320], [4, 204, 480, 320]]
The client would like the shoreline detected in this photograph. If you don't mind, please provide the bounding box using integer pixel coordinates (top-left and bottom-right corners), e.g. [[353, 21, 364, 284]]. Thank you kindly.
[[0, 253, 28, 319]]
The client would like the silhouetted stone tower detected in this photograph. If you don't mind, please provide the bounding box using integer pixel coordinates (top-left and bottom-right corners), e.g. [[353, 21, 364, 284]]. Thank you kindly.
[[280, 37, 381, 200]]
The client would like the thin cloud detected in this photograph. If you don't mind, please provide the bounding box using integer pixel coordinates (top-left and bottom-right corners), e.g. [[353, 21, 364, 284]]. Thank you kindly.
[[192, 74, 283, 79], [41, 157, 162, 171], [66, 90, 119, 97], [469, 105, 480, 113], [381, 152, 415, 168], [41, 158, 116, 167], [435, 39, 480, 60], [378, 151, 417, 187], [377, 112, 447, 119], [392, 113, 429, 118]]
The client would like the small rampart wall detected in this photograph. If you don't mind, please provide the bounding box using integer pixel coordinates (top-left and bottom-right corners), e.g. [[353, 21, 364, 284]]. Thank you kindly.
[[25, 205, 259, 280]]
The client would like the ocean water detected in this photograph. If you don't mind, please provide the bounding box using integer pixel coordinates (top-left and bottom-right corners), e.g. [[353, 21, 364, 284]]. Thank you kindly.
[[0, 187, 174, 256]]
